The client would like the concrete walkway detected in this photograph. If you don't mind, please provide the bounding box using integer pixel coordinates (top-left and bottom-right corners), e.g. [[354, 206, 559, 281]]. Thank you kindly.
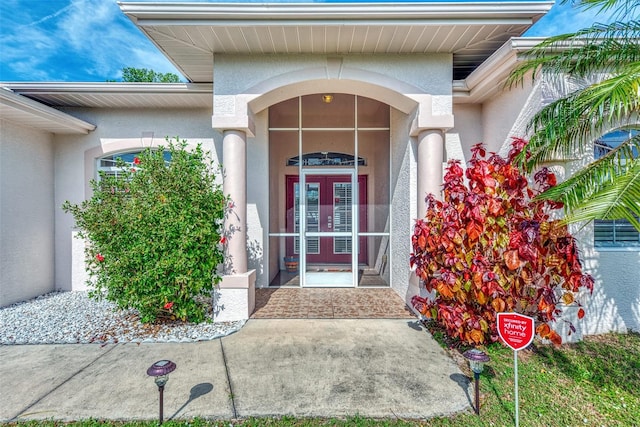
[[0, 319, 472, 422]]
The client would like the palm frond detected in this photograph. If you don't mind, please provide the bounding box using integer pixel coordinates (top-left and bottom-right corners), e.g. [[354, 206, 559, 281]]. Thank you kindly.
[[538, 134, 640, 214], [514, 64, 640, 170], [545, 159, 640, 230], [565, 0, 640, 20], [507, 21, 640, 87]]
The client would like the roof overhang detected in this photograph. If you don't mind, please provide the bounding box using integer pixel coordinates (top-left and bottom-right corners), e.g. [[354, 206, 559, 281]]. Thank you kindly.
[[0, 87, 96, 134], [453, 37, 544, 103], [1, 82, 213, 109], [119, 1, 553, 82]]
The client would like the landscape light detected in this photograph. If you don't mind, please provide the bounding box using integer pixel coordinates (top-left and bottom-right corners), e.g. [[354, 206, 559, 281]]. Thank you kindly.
[[147, 359, 176, 425], [463, 349, 490, 415]]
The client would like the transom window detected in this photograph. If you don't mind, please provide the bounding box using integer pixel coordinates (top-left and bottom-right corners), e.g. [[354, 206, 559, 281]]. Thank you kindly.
[[287, 152, 366, 167], [593, 129, 639, 248]]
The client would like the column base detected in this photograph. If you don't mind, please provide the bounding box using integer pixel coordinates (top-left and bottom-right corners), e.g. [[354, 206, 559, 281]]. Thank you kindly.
[[213, 270, 256, 322], [71, 230, 90, 292]]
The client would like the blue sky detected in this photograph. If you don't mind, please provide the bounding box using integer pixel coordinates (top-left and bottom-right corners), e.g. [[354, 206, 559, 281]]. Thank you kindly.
[[0, 0, 623, 82]]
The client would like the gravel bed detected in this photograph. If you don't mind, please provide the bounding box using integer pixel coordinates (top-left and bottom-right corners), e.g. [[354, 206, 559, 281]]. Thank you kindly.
[[0, 291, 245, 345]]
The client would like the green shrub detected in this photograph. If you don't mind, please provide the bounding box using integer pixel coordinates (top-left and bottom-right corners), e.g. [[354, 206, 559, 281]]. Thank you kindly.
[[63, 138, 227, 323]]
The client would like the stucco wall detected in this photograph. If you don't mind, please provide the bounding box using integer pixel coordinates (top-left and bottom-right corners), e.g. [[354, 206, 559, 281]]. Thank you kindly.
[[246, 110, 269, 287], [580, 242, 640, 334], [389, 108, 417, 304], [54, 108, 219, 291], [482, 79, 538, 154], [213, 53, 453, 122], [214, 53, 452, 97], [450, 103, 483, 163], [0, 119, 55, 306]]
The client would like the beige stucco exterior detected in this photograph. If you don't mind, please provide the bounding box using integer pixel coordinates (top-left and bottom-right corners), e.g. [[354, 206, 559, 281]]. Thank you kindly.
[[0, 119, 55, 306]]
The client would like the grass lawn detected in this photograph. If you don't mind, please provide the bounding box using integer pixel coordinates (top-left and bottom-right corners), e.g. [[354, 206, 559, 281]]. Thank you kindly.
[[4, 330, 639, 427]]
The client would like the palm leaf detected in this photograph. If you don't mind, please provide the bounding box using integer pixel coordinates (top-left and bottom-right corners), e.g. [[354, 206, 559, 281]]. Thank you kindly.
[[569, 0, 640, 19], [547, 159, 640, 230], [539, 133, 639, 208], [514, 64, 640, 170], [507, 21, 640, 87]]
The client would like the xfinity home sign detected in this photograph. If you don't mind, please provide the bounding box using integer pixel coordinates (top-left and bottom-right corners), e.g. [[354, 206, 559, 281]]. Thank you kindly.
[[497, 312, 534, 351]]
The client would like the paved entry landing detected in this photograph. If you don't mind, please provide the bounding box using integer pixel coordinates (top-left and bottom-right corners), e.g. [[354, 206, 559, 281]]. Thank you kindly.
[[252, 288, 416, 319]]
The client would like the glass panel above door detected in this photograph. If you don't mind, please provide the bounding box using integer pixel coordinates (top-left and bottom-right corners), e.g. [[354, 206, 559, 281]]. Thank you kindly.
[[269, 97, 299, 128], [302, 94, 355, 128], [357, 96, 390, 128]]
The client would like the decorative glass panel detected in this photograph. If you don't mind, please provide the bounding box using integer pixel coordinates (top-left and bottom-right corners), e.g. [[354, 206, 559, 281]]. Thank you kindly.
[[287, 152, 365, 167], [333, 183, 352, 254], [293, 183, 320, 254]]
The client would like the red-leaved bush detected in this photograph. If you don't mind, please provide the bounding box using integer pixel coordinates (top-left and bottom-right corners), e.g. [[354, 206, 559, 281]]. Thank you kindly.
[[410, 138, 594, 345]]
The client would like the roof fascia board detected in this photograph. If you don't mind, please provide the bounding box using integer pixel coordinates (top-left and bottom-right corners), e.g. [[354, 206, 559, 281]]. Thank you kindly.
[[2, 82, 213, 95], [119, 1, 554, 22], [136, 18, 534, 26], [0, 88, 96, 134]]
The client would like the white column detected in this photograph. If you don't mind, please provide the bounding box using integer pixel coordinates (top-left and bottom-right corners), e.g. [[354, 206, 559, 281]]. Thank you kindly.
[[417, 129, 444, 218], [223, 129, 248, 274]]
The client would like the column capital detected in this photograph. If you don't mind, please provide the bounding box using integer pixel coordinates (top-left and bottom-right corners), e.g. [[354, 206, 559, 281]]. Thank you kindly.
[[410, 104, 454, 137], [212, 115, 255, 138], [212, 93, 256, 137]]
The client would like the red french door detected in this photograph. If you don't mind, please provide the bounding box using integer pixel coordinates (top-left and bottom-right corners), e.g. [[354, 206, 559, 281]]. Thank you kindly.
[[286, 175, 367, 264]]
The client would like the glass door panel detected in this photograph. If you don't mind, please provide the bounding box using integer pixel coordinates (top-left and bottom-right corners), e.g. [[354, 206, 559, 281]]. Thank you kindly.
[[298, 182, 320, 255], [303, 174, 353, 287], [285, 173, 368, 287]]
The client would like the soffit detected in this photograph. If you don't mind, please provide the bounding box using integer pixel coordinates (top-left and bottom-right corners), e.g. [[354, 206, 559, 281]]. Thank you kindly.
[[0, 88, 96, 134], [119, 1, 553, 82], [2, 83, 213, 109]]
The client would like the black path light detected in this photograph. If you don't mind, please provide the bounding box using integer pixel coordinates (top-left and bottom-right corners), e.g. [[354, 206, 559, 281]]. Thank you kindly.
[[147, 359, 177, 425], [463, 349, 490, 415]]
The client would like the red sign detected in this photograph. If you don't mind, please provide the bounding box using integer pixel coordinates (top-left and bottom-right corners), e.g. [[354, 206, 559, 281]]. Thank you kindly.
[[497, 312, 535, 351]]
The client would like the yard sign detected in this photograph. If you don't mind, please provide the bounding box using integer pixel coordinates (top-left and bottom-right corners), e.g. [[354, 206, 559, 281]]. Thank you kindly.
[[497, 312, 535, 351], [497, 312, 535, 427]]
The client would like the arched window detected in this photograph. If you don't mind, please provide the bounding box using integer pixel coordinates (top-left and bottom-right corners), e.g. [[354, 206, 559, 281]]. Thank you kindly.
[[96, 151, 171, 180], [593, 128, 639, 248]]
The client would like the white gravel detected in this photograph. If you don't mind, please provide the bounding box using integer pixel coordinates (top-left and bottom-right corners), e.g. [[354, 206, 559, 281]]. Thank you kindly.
[[0, 291, 245, 345]]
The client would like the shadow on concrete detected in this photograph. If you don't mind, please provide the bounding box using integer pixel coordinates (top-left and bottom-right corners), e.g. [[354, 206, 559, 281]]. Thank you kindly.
[[450, 373, 472, 407], [406, 320, 424, 331], [169, 382, 214, 420]]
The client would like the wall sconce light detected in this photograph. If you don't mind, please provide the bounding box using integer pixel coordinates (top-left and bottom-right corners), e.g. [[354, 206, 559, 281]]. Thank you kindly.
[[147, 359, 176, 424], [463, 349, 490, 415], [322, 94, 333, 103]]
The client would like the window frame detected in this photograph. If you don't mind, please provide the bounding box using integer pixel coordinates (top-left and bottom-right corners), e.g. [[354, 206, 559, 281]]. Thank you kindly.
[[593, 128, 640, 250]]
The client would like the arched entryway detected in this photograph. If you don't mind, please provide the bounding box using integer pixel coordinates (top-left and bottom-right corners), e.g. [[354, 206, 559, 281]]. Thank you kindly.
[[268, 94, 391, 288]]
